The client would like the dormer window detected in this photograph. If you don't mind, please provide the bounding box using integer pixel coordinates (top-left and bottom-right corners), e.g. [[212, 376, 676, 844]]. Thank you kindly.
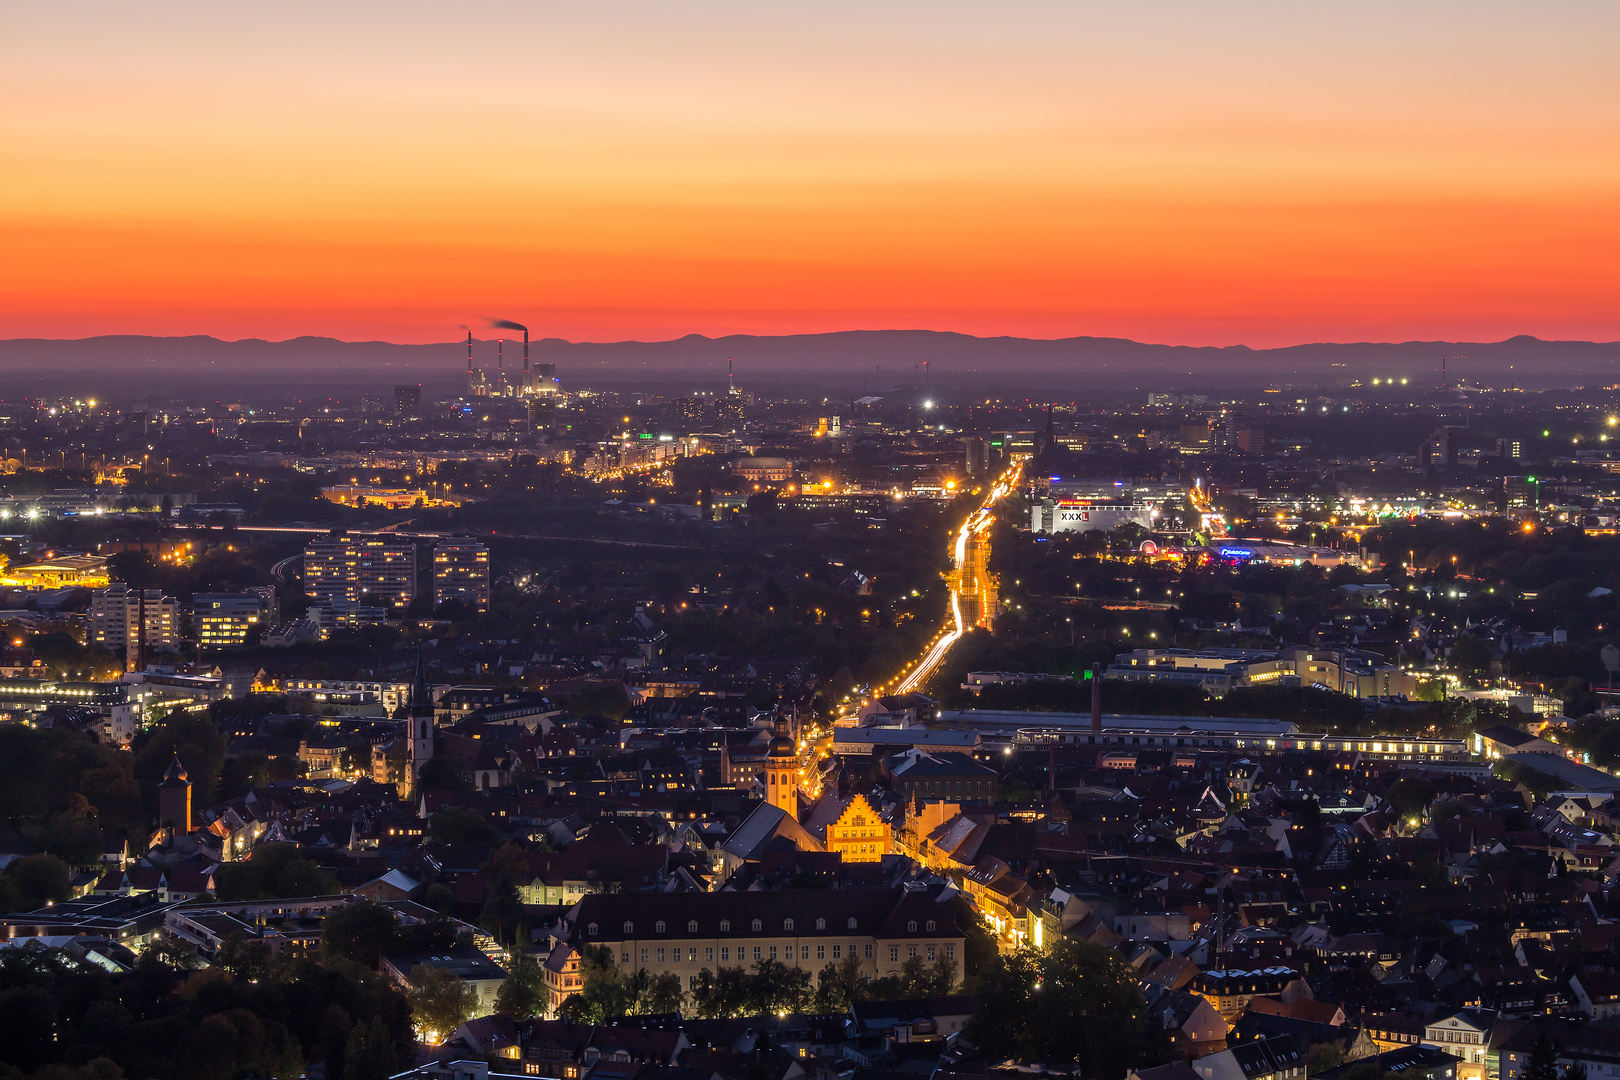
[[720, 920, 730, 932], [688, 920, 698, 933], [847, 917, 857, 930], [908, 920, 918, 932], [784, 919, 794, 931], [623, 921, 634, 934], [655, 921, 666, 933], [926, 920, 935, 932], [816, 918, 826, 930], [751, 919, 763, 931], [588, 923, 598, 936]]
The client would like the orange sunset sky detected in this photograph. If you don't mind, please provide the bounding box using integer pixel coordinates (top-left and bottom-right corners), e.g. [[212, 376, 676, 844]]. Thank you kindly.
[[3, 1, 1618, 348]]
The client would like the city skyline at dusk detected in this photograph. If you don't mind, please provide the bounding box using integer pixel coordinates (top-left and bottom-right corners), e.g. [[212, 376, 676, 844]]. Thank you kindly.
[[5, 1, 1620, 348]]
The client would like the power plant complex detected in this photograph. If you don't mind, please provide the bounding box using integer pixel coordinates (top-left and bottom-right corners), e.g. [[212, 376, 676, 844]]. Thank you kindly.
[[462, 322, 559, 401]]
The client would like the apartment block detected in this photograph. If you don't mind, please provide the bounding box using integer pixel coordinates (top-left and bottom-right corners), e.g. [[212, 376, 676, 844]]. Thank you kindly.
[[193, 588, 278, 648], [433, 539, 490, 613], [304, 535, 416, 610], [90, 584, 180, 664]]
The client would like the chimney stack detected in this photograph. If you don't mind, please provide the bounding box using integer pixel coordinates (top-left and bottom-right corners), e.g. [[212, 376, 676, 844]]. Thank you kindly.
[[523, 330, 530, 390], [1090, 664, 1103, 734], [466, 330, 473, 376]]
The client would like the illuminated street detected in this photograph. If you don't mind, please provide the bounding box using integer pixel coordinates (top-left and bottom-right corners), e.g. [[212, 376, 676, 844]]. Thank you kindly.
[[894, 461, 1023, 695]]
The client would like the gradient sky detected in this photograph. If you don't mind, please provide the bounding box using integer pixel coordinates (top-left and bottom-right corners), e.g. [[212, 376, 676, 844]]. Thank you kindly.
[[3, 1, 1618, 347]]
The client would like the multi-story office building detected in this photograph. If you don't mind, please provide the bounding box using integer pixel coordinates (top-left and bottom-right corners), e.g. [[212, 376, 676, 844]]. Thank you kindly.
[[304, 535, 416, 610], [393, 384, 422, 418], [433, 539, 489, 612], [193, 588, 277, 648], [90, 585, 180, 665]]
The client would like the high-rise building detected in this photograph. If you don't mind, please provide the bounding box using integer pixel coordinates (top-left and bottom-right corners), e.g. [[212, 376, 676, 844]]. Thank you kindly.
[[714, 396, 744, 429], [1235, 429, 1266, 455], [1505, 476, 1539, 511], [90, 584, 180, 668], [1497, 437, 1523, 460], [433, 539, 490, 613], [304, 535, 416, 610], [963, 438, 988, 478], [526, 396, 556, 432], [193, 588, 278, 648], [1179, 423, 1213, 452], [1420, 427, 1458, 467], [393, 384, 422, 418], [672, 397, 705, 425]]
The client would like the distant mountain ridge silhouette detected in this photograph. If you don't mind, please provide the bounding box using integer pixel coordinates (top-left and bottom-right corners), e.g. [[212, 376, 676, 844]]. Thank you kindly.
[[2, 330, 1615, 391]]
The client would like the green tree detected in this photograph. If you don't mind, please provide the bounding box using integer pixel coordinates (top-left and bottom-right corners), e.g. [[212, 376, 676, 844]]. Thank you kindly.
[[480, 842, 528, 945], [408, 965, 478, 1042], [0, 985, 56, 1073], [134, 711, 228, 810], [814, 956, 870, 1013], [946, 895, 998, 978], [1308, 1044, 1345, 1074], [1524, 1034, 1559, 1080], [216, 932, 275, 982], [428, 806, 498, 846], [213, 842, 341, 900], [416, 756, 469, 794], [565, 683, 633, 721], [1450, 635, 1495, 683], [968, 941, 1148, 1080], [1431, 797, 1469, 826], [965, 946, 1041, 1064], [688, 965, 751, 1019], [421, 883, 457, 915], [494, 954, 548, 1020], [1385, 777, 1436, 824], [344, 1017, 401, 1080], [560, 945, 636, 1023], [642, 971, 684, 1015], [320, 901, 398, 968], [743, 959, 811, 1016], [37, 794, 105, 866], [0, 853, 72, 911]]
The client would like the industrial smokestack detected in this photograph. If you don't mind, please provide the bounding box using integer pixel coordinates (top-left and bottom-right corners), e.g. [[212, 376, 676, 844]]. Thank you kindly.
[[523, 330, 530, 376], [1090, 664, 1102, 734], [465, 330, 473, 374]]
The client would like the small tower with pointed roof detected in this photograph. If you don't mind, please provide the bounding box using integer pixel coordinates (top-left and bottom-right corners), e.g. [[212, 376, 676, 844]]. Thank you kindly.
[[158, 754, 191, 836]]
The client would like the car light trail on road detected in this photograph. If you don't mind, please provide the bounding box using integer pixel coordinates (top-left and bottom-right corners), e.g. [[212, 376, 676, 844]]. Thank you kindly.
[[894, 461, 1022, 695]]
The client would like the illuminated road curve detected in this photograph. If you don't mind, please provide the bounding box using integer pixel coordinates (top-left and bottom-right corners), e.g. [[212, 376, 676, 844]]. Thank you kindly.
[[894, 462, 1023, 695]]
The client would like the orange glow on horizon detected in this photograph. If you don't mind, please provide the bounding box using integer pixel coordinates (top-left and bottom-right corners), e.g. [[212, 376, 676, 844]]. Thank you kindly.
[[4, 3, 1620, 347]]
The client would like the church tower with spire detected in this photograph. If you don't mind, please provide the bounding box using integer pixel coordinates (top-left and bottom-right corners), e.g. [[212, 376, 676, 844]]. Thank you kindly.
[[764, 713, 802, 820], [403, 649, 435, 798], [158, 754, 191, 838]]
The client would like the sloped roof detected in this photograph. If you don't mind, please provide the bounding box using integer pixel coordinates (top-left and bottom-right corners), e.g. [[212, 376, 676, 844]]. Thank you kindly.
[[719, 802, 824, 861]]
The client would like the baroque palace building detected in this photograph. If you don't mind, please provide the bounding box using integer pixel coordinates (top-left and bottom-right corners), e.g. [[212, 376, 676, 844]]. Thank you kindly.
[[563, 887, 963, 995]]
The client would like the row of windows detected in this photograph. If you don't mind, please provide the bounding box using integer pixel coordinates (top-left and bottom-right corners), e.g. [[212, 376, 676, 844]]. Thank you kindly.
[[1072, 734, 1462, 754], [590, 915, 935, 935], [626, 943, 956, 965]]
